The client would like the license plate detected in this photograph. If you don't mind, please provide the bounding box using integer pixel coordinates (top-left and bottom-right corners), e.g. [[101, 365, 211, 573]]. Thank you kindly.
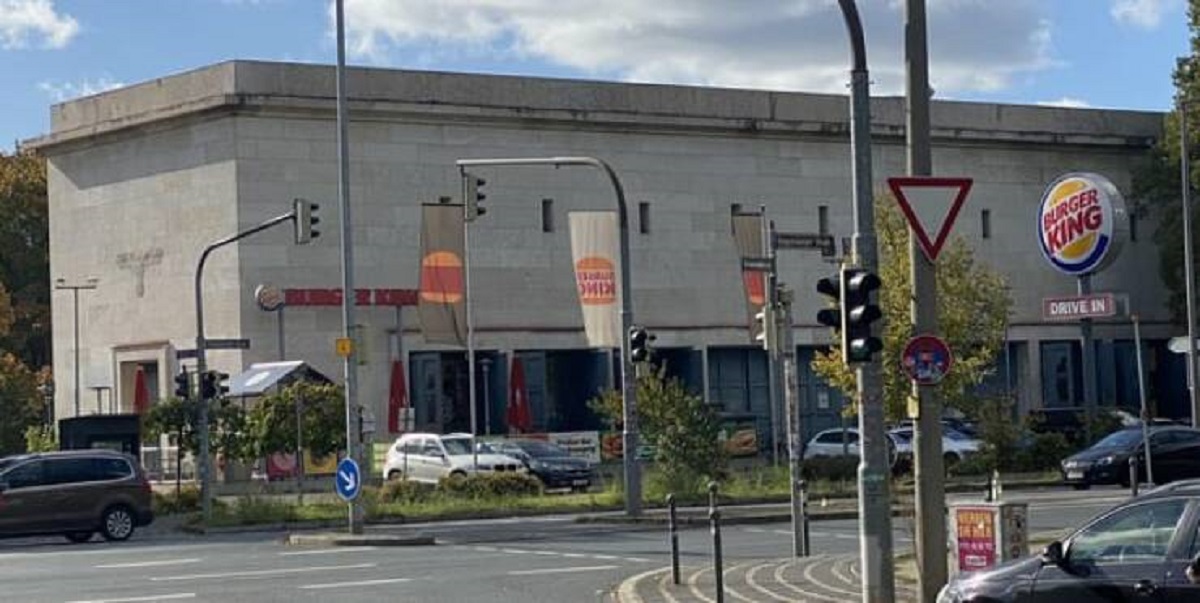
[[1067, 471, 1084, 480], [572, 479, 589, 487]]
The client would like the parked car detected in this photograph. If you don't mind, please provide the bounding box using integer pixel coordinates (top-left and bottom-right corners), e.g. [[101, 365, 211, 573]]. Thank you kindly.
[[485, 440, 595, 491], [938, 479, 1200, 602], [0, 449, 154, 543], [383, 433, 526, 483], [888, 426, 981, 466], [803, 428, 899, 467], [1060, 426, 1200, 489]]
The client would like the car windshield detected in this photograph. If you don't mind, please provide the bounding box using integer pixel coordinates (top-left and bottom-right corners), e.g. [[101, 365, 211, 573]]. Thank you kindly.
[[441, 437, 474, 455], [1091, 429, 1143, 450], [889, 431, 913, 443], [516, 441, 569, 458]]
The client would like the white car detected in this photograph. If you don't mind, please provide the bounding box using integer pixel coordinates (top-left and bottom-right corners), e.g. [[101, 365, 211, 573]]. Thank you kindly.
[[383, 433, 526, 483], [887, 426, 981, 464], [803, 428, 900, 467]]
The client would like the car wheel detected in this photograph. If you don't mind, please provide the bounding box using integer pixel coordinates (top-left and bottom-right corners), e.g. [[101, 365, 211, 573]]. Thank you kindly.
[[64, 531, 93, 544], [100, 505, 136, 542], [1072, 482, 1091, 491], [449, 470, 467, 480], [387, 470, 402, 481]]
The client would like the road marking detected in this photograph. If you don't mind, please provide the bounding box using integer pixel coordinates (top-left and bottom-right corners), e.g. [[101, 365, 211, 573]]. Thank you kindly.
[[299, 578, 412, 590], [592, 554, 619, 560], [279, 546, 377, 556], [95, 558, 201, 569], [624, 556, 652, 563], [501, 548, 531, 554], [473, 546, 498, 552], [66, 594, 196, 603], [150, 563, 376, 582], [562, 552, 587, 558], [507, 565, 620, 576]]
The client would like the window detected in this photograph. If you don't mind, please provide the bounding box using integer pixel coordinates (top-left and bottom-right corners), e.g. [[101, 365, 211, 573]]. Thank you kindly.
[[816, 431, 857, 445], [541, 198, 554, 233], [1069, 499, 1187, 563], [981, 209, 991, 239], [818, 205, 829, 236], [46, 458, 97, 485], [2, 461, 44, 489], [638, 202, 651, 234], [96, 458, 132, 480]]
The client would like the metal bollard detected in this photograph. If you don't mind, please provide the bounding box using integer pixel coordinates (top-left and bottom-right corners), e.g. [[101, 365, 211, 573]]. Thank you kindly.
[[667, 494, 680, 585], [1129, 456, 1140, 497], [984, 471, 994, 502], [708, 482, 724, 603], [798, 479, 810, 557]]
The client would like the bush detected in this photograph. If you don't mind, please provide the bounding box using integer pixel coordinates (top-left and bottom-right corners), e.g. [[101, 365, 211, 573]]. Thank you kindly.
[[437, 473, 543, 499], [374, 479, 438, 504], [801, 456, 858, 482], [1014, 432, 1073, 472], [229, 497, 297, 524], [153, 486, 204, 515]]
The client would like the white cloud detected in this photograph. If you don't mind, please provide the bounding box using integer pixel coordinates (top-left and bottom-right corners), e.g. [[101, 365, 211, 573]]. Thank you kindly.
[[0, 0, 78, 49], [1037, 97, 1092, 109], [1110, 0, 1180, 29], [333, 0, 1057, 98], [37, 77, 125, 103]]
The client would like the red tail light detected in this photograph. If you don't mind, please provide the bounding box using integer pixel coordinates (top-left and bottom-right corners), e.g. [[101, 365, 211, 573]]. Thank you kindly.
[[140, 476, 152, 496]]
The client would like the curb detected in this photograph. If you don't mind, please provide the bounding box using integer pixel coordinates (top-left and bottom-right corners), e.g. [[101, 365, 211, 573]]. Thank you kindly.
[[286, 532, 437, 547]]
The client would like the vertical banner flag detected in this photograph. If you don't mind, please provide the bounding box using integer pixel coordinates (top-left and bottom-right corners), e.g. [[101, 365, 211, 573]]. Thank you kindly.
[[418, 203, 468, 346], [731, 211, 766, 342], [569, 211, 621, 348]]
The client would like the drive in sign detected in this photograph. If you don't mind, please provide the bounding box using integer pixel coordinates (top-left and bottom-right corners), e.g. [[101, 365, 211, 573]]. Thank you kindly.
[[1042, 293, 1117, 321]]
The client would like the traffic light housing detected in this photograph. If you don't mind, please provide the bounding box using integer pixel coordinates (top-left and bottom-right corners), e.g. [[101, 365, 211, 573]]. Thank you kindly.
[[464, 172, 487, 222], [199, 370, 230, 400], [294, 198, 320, 244], [173, 370, 190, 399], [629, 326, 651, 363], [842, 268, 883, 364], [754, 303, 777, 353]]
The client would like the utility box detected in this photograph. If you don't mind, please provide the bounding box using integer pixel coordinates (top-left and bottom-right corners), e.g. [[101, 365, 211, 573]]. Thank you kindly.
[[58, 414, 143, 459], [949, 502, 1029, 575]]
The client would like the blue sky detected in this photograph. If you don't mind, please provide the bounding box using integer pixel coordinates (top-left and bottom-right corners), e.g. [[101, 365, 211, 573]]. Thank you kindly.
[[0, 0, 1191, 152]]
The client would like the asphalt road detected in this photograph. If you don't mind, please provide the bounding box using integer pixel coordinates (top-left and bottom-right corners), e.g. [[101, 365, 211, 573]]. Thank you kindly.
[[0, 486, 1131, 603]]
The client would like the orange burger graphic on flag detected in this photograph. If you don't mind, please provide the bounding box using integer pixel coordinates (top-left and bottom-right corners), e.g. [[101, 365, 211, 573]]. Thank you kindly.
[[419, 250, 464, 303], [575, 256, 616, 305], [1038, 172, 1128, 276]]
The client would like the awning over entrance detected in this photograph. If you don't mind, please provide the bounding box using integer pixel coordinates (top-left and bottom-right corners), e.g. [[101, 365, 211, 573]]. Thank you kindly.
[[227, 361, 332, 397]]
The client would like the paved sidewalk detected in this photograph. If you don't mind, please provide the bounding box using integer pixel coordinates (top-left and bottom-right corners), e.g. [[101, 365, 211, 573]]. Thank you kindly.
[[615, 554, 918, 603]]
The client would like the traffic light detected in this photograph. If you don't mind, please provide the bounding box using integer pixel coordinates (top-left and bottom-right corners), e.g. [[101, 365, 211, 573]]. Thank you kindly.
[[629, 326, 651, 363], [754, 303, 777, 353], [199, 370, 230, 400], [293, 198, 320, 244], [842, 268, 883, 364], [464, 172, 487, 222], [173, 369, 191, 399]]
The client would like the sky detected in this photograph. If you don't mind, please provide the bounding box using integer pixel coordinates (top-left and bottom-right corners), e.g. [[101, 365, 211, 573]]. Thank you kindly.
[[0, 0, 1192, 152]]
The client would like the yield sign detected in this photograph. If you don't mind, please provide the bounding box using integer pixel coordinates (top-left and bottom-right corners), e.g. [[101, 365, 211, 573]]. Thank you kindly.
[[887, 177, 973, 261]]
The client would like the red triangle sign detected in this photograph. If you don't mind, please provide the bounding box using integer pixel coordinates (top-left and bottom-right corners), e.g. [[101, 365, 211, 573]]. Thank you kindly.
[[887, 177, 973, 261]]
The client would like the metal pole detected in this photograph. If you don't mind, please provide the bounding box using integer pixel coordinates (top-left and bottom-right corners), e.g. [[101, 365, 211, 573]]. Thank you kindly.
[[708, 482, 724, 603], [277, 306, 286, 361], [455, 156, 640, 515], [296, 388, 305, 504], [482, 359, 492, 436], [72, 289, 80, 417], [1134, 314, 1154, 485], [464, 178, 479, 469], [1181, 101, 1200, 428], [780, 285, 807, 557], [762, 209, 781, 467], [905, 1, 946, 600], [1129, 456, 1140, 497], [667, 494, 680, 585], [334, 0, 364, 535], [1078, 274, 1098, 441], [837, 2, 896, 600]]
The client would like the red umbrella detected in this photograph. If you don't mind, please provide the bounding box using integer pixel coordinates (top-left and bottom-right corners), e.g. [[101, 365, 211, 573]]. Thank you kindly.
[[387, 359, 408, 434], [507, 357, 532, 434], [133, 366, 150, 415]]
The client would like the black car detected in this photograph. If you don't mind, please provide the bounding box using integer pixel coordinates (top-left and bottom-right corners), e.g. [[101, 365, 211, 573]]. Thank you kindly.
[[486, 440, 595, 491], [938, 479, 1200, 602], [1060, 426, 1200, 489]]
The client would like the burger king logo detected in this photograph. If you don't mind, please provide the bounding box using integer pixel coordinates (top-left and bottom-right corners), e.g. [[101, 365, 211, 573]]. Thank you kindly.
[[419, 251, 464, 304], [575, 256, 616, 305], [1037, 172, 1128, 276], [742, 270, 765, 306]]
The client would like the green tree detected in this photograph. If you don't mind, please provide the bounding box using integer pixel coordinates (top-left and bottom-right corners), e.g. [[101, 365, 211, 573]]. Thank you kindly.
[[0, 352, 44, 455], [23, 424, 57, 452], [0, 150, 50, 369], [143, 396, 252, 462], [812, 196, 1013, 421], [245, 382, 346, 459], [589, 368, 725, 495]]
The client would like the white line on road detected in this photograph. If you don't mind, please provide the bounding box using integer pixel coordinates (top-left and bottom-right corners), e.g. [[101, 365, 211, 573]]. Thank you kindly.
[[507, 565, 620, 576], [66, 593, 196, 603], [149, 563, 376, 582], [299, 578, 412, 590], [95, 559, 201, 569], [279, 546, 377, 556], [501, 548, 532, 554]]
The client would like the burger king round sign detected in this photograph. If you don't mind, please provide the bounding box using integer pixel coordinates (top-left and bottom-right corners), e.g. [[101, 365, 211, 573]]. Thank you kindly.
[[1037, 172, 1129, 276]]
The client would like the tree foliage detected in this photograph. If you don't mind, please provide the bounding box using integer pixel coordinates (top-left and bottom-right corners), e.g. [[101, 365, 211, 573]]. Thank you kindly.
[[589, 367, 725, 495], [143, 396, 253, 462], [0, 150, 50, 369], [245, 382, 346, 460], [0, 353, 44, 455], [811, 196, 1013, 421]]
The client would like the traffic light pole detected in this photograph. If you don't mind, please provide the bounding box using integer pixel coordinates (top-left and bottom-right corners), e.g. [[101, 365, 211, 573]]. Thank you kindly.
[[837, 2, 896, 601], [777, 285, 809, 557], [194, 209, 300, 527], [905, 1, 948, 600]]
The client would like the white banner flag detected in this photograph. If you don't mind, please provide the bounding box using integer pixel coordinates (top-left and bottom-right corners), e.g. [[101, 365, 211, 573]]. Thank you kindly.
[[569, 211, 621, 348]]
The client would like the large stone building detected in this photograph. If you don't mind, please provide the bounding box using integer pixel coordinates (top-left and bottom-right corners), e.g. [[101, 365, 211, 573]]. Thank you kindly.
[[26, 60, 1178, 449]]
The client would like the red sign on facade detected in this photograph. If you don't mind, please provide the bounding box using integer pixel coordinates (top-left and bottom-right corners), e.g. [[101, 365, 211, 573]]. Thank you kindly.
[[1041, 293, 1116, 321], [284, 288, 418, 307]]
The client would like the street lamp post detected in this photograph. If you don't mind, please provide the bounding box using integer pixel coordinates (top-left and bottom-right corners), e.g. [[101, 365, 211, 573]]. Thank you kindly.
[[39, 380, 54, 425], [55, 277, 98, 418], [1180, 98, 1200, 428]]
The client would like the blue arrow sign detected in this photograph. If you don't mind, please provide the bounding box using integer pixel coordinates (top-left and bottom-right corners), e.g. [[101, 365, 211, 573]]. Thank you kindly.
[[335, 458, 361, 502]]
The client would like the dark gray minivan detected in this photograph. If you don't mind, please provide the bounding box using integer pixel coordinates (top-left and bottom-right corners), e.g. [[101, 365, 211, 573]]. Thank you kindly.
[[0, 450, 154, 543]]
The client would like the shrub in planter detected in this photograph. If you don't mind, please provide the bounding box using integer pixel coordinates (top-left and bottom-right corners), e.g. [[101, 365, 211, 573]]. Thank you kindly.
[[374, 479, 438, 504], [438, 473, 543, 498], [153, 486, 203, 515]]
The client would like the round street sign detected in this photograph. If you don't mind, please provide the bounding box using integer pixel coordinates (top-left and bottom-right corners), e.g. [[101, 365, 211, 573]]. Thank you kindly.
[[901, 335, 953, 386], [335, 457, 361, 502], [254, 283, 285, 312]]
